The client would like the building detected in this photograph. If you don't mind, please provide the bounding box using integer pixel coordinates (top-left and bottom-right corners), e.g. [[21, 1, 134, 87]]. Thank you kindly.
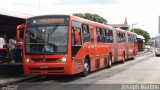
[[0, 8, 33, 37], [109, 17, 130, 31], [159, 16, 160, 35]]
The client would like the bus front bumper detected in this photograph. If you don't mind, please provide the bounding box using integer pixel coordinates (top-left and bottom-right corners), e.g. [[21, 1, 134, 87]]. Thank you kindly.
[[24, 63, 71, 75]]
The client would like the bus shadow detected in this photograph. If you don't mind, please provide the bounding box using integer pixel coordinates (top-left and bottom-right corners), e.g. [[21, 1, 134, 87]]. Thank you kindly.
[[89, 58, 134, 75], [28, 74, 83, 83]]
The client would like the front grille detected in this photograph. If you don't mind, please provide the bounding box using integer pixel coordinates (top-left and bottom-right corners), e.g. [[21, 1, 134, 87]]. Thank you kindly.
[[32, 58, 43, 62], [29, 67, 64, 70], [46, 58, 58, 62], [31, 58, 59, 62]]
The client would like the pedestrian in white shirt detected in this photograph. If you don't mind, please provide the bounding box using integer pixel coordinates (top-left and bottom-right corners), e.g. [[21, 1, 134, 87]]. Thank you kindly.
[[0, 35, 5, 48], [3, 34, 9, 48]]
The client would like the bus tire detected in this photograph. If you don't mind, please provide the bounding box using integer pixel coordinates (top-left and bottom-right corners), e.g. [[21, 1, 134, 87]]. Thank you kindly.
[[122, 53, 125, 63], [81, 58, 90, 77], [132, 51, 135, 60], [108, 54, 112, 68]]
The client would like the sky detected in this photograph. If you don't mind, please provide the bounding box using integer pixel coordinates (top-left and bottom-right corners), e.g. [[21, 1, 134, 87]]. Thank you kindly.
[[0, 0, 160, 37]]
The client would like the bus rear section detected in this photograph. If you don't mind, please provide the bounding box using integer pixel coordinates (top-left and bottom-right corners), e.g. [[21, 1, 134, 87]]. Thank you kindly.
[[126, 32, 138, 59]]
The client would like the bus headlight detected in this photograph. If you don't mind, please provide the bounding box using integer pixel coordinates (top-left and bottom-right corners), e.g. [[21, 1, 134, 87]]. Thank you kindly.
[[26, 58, 31, 63], [58, 55, 67, 63]]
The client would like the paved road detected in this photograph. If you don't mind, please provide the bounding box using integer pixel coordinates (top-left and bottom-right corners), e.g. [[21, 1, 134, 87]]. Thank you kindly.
[[2, 53, 160, 90]]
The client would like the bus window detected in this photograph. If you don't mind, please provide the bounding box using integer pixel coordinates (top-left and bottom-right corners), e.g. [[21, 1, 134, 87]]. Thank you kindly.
[[72, 27, 82, 45], [122, 33, 126, 42], [82, 24, 90, 43], [100, 28, 104, 43], [89, 27, 94, 43], [96, 27, 106, 43], [117, 32, 120, 43], [96, 27, 101, 43], [119, 32, 125, 43], [105, 29, 110, 43], [72, 21, 82, 45], [109, 30, 113, 43], [103, 29, 107, 43], [101, 28, 106, 43], [129, 35, 134, 43]]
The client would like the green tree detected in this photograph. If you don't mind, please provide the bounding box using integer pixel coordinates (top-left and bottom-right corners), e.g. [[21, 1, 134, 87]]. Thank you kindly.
[[131, 28, 151, 42], [73, 13, 108, 25]]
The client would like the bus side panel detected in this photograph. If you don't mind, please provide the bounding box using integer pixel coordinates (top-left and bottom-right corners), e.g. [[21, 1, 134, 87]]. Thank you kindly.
[[72, 47, 85, 74], [118, 43, 126, 61]]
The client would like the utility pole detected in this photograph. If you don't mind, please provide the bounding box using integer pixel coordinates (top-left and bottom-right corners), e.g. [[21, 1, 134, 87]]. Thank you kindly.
[[131, 23, 137, 30]]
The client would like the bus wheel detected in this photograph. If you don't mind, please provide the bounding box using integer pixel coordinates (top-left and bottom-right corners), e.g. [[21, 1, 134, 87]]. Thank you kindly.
[[108, 54, 112, 68], [132, 51, 135, 60], [81, 58, 90, 77], [122, 53, 125, 63]]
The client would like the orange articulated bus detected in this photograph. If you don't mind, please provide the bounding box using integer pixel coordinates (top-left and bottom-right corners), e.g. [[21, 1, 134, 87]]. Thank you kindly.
[[16, 15, 138, 76]]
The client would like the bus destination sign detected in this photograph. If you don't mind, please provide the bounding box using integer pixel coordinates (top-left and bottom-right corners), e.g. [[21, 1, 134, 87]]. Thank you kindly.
[[30, 18, 65, 25]]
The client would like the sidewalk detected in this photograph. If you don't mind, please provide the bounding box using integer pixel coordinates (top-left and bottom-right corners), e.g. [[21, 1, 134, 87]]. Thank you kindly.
[[0, 76, 30, 85], [138, 51, 144, 55], [138, 50, 153, 55], [138, 51, 147, 55], [0, 65, 37, 86]]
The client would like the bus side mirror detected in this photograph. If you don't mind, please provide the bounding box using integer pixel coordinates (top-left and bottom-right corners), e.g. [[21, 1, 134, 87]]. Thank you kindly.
[[17, 24, 25, 30], [74, 28, 79, 43], [16, 24, 25, 41]]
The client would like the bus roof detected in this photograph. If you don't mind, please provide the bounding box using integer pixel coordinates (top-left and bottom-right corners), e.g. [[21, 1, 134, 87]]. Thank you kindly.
[[27, 15, 70, 20], [72, 15, 113, 30]]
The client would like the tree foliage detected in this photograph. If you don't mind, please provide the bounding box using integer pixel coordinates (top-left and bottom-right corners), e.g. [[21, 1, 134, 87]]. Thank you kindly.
[[73, 13, 108, 25], [131, 28, 151, 42]]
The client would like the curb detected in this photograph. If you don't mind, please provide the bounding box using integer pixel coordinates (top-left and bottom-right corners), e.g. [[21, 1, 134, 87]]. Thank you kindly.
[[0, 75, 40, 87]]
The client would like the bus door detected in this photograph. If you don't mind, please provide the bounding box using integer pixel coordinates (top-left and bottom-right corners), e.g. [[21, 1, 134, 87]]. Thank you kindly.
[[71, 21, 82, 58], [113, 28, 118, 62], [16, 24, 25, 63], [82, 24, 96, 56], [89, 25, 97, 70], [82, 24, 96, 70]]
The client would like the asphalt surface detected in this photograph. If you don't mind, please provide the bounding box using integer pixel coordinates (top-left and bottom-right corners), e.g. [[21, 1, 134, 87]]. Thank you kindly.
[[1, 52, 159, 90]]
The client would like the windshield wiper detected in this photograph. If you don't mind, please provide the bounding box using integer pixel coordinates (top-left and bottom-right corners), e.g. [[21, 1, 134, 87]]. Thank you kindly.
[[48, 24, 58, 41], [43, 24, 58, 52]]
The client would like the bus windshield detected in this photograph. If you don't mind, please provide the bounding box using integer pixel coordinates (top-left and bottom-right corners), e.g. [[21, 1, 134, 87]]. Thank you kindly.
[[25, 25, 68, 54], [155, 38, 160, 48]]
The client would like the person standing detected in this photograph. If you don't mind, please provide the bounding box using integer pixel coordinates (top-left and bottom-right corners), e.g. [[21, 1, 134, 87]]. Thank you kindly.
[[9, 36, 16, 63], [0, 34, 5, 63], [0, 34, 5, 48], [3, 34, 9, 48], [16, 38, 23, 62]]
